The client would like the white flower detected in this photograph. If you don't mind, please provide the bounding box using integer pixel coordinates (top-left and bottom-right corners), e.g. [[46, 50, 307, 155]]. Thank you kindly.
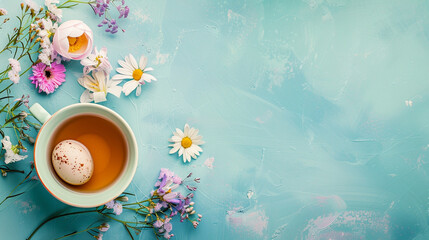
[[0, 8, 7, 16], [1, 136, 27, 164], [96, 233, 103, 240], [112, 54, 157, 96], [38, 51, 51, 65], [45, 0, 62, 21], [25, 0, 40, 11], [37, 18, 57, 39], [80, 47, 112, 75], [8, 71, 20, 84], [112, 202, 123, 215], [78, 71, 122, 103], [169, 124, 204, 163], [8, 58, 21, 73]]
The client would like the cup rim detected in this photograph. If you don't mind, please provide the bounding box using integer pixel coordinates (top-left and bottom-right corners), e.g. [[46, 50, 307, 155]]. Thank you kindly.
[[34, 103, 138, 208]]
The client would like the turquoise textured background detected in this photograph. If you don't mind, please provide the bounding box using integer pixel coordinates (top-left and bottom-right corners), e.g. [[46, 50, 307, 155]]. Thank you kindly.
[[2, 0, 429, 239]]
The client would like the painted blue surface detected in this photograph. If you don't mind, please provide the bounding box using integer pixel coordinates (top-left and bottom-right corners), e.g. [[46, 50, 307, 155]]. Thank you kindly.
[[1, 0, 429, 239]]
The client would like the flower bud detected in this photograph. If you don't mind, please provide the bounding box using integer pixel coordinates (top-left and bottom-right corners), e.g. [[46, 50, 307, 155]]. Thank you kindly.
[[52, 20, 93, 60]]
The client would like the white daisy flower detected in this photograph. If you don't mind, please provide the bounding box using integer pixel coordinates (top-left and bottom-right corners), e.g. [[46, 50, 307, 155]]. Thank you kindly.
[[78, 71, 122, 103], [112, 54, 156, 96], [80, 47, 112, 75], [1, 136, 28, 164], [169, 124, 204, 163]]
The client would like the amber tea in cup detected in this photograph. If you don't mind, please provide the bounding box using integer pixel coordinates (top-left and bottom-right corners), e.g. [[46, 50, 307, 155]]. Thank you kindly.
[[49, 113, 128, 192]]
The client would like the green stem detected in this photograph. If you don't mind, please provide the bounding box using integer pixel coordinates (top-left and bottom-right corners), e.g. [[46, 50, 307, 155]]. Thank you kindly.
[[27, 210, 99, 240], [0, 169, 32, 206], [55, 227, 99, 240]]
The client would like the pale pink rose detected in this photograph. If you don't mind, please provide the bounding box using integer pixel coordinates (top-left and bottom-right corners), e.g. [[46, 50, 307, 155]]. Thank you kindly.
[[52, 20, 93, 60]]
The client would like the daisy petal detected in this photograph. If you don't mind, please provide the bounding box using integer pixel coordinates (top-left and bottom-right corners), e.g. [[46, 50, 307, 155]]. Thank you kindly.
[[142, 73, 157, 83], [129, 54, 138, 70], [136, 85, 142, 96], [112, 74, 133, 80], [169, 136, 181, 142], [107, 85, 122, 98], [122, 80, 139, 96], [116, 67, 133, 76], [118, 59, 133, 71], [178, 147, 184, 157], [194, 145, 203, 153], [144, 67, 154, 72], [139, 55, 148, 69], [184, 124, 190, 136], [176, 128, 184, 138], [169, 144, 180, 154]]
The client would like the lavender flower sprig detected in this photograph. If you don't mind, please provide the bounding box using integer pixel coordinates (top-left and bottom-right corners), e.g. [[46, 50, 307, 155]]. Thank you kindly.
[[91, 0, 129, 34], [28, 169, 203, 240]]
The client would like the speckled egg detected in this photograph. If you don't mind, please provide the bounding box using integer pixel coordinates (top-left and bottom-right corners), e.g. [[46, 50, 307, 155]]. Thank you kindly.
[[52, 140, 94, 185]]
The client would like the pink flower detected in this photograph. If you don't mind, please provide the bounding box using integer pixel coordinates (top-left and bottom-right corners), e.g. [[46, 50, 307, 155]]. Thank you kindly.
[[29, 62, 66, 94], [52, 20, 93, 60]]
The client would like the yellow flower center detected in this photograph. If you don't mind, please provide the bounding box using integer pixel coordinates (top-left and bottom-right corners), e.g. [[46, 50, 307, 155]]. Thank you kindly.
[[67, 34, 88, 53], [181, 137, 192, 148], [132, 69, 143, 80]]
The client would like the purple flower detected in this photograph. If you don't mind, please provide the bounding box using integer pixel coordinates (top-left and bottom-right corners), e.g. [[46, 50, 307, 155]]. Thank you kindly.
[[29, 62, 66, 94]]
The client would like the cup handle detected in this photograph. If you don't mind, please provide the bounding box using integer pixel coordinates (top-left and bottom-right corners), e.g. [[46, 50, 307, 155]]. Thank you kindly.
[[29, 103, 52, 124]]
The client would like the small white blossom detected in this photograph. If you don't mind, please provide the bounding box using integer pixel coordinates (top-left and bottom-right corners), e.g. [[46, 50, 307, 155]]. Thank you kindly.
[[8, 58, 21, 72], [8, 71, 20, 84], [1, 136, 27, 164]]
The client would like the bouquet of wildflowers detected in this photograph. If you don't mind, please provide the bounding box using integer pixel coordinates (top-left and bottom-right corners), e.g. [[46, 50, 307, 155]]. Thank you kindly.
[[28, 169, 202, 239]]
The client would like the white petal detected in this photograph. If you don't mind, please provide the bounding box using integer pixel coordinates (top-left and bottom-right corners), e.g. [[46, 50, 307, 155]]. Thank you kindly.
[[192, 139, 204, 145], [188, 128, 195, 138], [80, 89, 93, 103], [144, 67, 154, 72], [176, 128, 184, 138], [136, 85, 142, 96], [122, 80, 139, 96], [190, 129, 199, 138], [169, 144, 180, 154], [178, 147, 184, 157], [118, 59, 133, 71], [193, 145, 203, 153], [184, 124, 190, 136], [129, 54, 138, 70], [139, 55, 147, 69], [112, 74, 132, 80], [116, 67, 132, 76], [142, 73, 157, 83], [107, 85, 122, 98], [169, 136, 181, 142], [93, 91, 107, 103]]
